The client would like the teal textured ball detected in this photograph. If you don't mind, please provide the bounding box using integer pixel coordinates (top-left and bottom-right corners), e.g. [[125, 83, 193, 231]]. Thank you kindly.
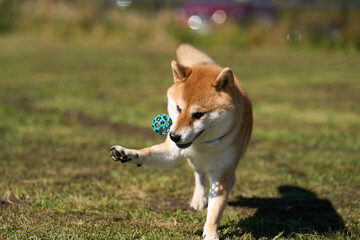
[[152, 114, 172, 135]]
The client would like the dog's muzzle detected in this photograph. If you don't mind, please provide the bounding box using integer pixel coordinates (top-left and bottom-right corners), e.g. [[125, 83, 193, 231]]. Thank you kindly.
[[171, 130, 204, 149]]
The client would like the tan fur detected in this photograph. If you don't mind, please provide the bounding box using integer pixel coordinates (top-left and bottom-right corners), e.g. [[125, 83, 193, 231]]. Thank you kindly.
[[110, 44, 253, 240], [168, 64, 233, 132], [176, 43, 216, 66]]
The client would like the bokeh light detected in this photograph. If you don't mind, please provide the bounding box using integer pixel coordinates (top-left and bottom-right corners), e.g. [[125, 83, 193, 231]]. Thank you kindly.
[[115, 0, 132, 9], [330, 28, 342, 43], [188, 15, 202, 30], [287, 30, 302, 44], [212, 10, 227, 25]]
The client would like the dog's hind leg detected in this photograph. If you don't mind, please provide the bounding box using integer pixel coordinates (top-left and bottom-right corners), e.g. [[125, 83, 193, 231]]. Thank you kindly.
[[187, 159, 208, 210]]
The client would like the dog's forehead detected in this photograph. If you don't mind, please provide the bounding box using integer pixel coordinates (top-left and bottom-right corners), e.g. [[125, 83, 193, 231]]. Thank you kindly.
[[183, 65, 222, 102], [187, 64, 223, 85], [168, 64, 229, 111]]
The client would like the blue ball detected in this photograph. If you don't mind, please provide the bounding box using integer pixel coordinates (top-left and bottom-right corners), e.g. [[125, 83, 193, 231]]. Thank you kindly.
[[152, 114, 172, 135]]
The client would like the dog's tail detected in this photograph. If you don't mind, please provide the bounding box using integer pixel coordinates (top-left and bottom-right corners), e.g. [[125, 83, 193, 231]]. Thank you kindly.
[[175, 43, 215, 67]]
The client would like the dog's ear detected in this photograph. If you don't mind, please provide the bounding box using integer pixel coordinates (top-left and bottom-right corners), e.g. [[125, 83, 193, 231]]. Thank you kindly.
[[212, 67, 235, 91], [171, 60, 191, 83]]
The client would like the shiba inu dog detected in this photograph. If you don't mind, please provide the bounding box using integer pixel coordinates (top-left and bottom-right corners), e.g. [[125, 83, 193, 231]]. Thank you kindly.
[[110, 44, 253, 240]]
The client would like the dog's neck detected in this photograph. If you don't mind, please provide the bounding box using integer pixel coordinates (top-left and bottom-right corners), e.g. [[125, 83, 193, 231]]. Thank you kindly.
[[198, 134, 227, 145]]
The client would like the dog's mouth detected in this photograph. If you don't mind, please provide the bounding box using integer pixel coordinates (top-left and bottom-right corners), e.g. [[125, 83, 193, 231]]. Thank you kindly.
[[176, 142, 193, 149], [175, 130, 204, 149]]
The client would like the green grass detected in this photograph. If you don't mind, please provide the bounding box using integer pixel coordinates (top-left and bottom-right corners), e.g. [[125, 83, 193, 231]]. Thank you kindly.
[[0, 34, 359, 240]]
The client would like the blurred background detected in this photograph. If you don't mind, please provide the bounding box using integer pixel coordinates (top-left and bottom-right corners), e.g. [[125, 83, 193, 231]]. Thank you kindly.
[[1, 1, 359, 239], [1, 0, 360, 49]]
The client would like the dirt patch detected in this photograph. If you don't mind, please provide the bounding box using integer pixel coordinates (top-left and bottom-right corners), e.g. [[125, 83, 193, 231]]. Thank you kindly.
[[63, 111, 163, 141], [0, 196, 24, 209], [1, 96, 34, 110], [148, 195, 191, 212], [2, 94, 162, 141], [0, 95, 57, 115]]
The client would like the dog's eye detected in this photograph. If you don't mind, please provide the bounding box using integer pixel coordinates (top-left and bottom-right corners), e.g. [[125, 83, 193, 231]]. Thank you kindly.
[[176, 105, 182, 113], [192, 112, 205, 119]]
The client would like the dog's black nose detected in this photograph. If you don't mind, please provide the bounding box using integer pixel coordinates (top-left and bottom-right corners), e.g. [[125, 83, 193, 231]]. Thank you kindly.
[[169, 132, 181, 143]]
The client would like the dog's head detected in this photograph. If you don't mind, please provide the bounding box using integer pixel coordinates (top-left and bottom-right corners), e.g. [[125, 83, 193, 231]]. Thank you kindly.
[[167, 61, 240, 149]]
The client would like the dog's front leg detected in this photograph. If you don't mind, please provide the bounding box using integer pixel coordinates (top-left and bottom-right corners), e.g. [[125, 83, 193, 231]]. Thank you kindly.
[[110, 138, 181, 170], [202, 170, 234, 240], [187, 159, 208, 210]]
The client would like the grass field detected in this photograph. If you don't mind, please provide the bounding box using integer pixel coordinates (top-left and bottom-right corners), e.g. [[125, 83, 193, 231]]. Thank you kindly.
[[0, 34, 359, 240]]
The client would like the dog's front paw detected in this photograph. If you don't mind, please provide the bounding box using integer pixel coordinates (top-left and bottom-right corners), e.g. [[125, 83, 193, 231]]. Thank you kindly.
[[110, 145, 142, 166], [191, 194, 208, 210]]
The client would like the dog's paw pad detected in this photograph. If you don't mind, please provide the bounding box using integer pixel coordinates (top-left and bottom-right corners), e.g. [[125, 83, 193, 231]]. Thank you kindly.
[[109, 146, 142, 165], [110, 146, 131, 162]]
